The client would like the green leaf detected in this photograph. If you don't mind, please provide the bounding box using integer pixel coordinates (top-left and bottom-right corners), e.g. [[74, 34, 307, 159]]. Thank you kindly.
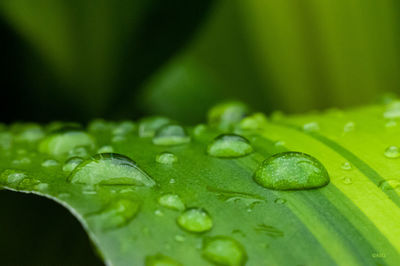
[[1, 101, 400, 265]]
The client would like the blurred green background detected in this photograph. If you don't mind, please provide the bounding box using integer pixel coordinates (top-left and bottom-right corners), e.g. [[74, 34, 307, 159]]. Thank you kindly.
[[2, 0, 400, 124], [2, 1, 400, 264]]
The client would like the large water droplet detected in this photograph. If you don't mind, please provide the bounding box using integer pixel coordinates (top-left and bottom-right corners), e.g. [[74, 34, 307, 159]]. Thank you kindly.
[[208, 102, 249, 131], [379, 179, 400, 192], [384, 146, 400, 159], [39, 129, 95, 159], [88, 199, 140, 230], [153, 124, 190, 146], [177, 208, 213, 233], [254, 152, 330, 190], [145, 254, 182, 266], [202, 236, 247, 266], [156, 152, 178, 164], [139, 116, 171, 138], [207, 134, 252, 158], [63, 157, 84, 172], [68, 153, 155, 186], [158, 194, 185, 211]]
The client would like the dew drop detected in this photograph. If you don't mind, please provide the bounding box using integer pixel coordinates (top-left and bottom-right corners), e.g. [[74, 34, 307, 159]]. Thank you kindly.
[[88, 119, 114, 133], [384, 146, 400, 159], [343, 121, 355, 133], [379, 179, 400, 192], [153, 124, 190, 146], [89, 199, 140, 230], [193, 124, 207, 137], [385, 120, 397, 128], [302, 122, 320, 132], [384, 100, 400, 119], [341, 177, 353, 185], [156, 152, 178, 164], [254, 152, 330, 190], [274, 140, 285, 147], [39, 129, 95, 159], [112, 121, 136, 136], [68, 146, 90, 159], [34, 183, 49, 191], [174, 235, 185, 242], [145, 254, 182, 266], [208, 102, 249, 131], [139, 116, 171, 138], [41, 159, 60, 168], [12, 157, 31, 165], [0, 169, 27, 185], [274, 198, 286, 204], [169, 178, 176, 184], [207, 134, 253, 158], [158, 194, 185, 211], [154, 209, 164, 216], [14, 124, 45, 143], [202, 236, 247, 266], [0, 132, 13, 150], [238, 113, 267, 131], [177, 208, 213, 233], [63, 157, 84, 172], [68, 153, 155, 186], [97, 145, 114, 153], [341, 161, 352, 170]]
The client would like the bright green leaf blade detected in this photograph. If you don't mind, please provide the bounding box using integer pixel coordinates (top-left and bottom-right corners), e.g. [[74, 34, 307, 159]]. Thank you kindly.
[[1, 103, 400, 265]]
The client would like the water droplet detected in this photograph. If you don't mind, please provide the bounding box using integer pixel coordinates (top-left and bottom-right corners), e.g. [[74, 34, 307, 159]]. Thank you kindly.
[[139, 116, 171, 138], [156, 152, 178, 164], [39, 129, 95, 159], [254, 152, 330, 190], [41, 159, 60, 168], [193, 124, 207, 137], [158, 194, 185, 211], [202, 236, 247, 266], [379, 179, 400, 192], [98, 145, 114, 153], [341, 161, 352, 170], [169, 178, 176, 184], [238, 113, 268, 131], [207, 186, 265, 207], [343, 121, 355, 133], [112, 121, 136, 136], [274, 198, 286, 204], [384, 101, 400, 119], [154, 209, 164, 216], [153, 124, 190, 146], [274, 140, 285, 147], [58, 193, 71, 198], [68, 153, 155, 186], [302, 122, 320, 132], [384, 146, 400, 159], [177, 208, 213, 233], [12, 157, 31, 165], [174, 235, 185, 242], [0, 132, 13, 150], [34, 183, 49, 191], [254, 224, 284, 238], [88, 199, 140, 230], [68, 146, 90, 159], [207, 134, 252, 158], [14, 124, 45, 143], [341, 177, 353, 185], [88, 119, 115, 133], [208, 102, 249, 131], [63, 157, 84, 172], [145, 254, 182, 266], [0, 169, 27, 185], [385, 120, 397, 128]]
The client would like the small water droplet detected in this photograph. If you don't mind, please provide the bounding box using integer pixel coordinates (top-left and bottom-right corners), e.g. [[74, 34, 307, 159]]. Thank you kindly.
[[274, 140, 285, 147], [254, 152, 330, 190], [41, 159, 60, 168], [384, 146, 400, 159], [12, 157, 31, 165], [385, 120, 397, 128], [68, 146, 90, 159], [39, 129, 95, 159], [384, 100, 400, 119], [238, 113, 268, 131], [254, 224, 284, 238], [177, 208, 213, 233], [208, 102, 249, 131], [202, 236, 247, 266], [145, 254, 181, 266], [0, 169, 27, 185], [68, 153, 155, 186], [169, 178, 176, 184], [154, 209, 164, 216], [174, 235, 185, 242], [341, 161, 352, 170], [139, 116, 171, 138], [302, 122, 320, 132], [274, 198, 286, 204], [193, 124, 207, 137], [111, 135, 126, 143], [112, 121, 136, 136], [63, 157, 84, 172], [153, 124, 190, 146], [341, 177, 353, 185], [379, 179, 400, 191], [88, 119, 115, 133], [156, 152, 178, 164], [34, 182, 49, 191], [0, 132, 13, 150], [343, 121, 355, 133], [97, 145, 114, 153], [82, 185, 97, 195], [88, 199, 140, 230], [14, 124, 45, 143], [158, 194, 185, 211], [207, 134, 253, 158], [58, 193, 71, 198]]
